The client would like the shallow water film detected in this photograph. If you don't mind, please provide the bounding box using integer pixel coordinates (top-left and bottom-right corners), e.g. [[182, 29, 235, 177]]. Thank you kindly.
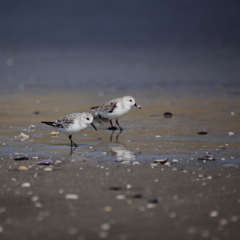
[[1, 1, 240, 240]]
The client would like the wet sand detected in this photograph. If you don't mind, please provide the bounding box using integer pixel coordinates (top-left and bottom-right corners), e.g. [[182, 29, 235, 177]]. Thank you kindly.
[[0, 88, 240, 240], [1, 1, 240, 239]]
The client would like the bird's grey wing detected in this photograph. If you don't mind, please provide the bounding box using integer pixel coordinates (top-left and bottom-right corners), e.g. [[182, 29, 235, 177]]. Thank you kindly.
[[54, 115, 75, 128], [98, 100, 117, 113]]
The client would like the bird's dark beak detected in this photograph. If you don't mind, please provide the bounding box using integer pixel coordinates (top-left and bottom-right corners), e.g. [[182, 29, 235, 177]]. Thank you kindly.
[[91, 123, 97, 131], [134, 103, 141, 109]]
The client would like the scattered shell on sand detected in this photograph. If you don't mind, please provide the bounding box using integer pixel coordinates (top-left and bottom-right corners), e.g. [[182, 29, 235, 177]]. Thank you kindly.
[[21, 182, 31, 187], [228, 132, 234, 136], [31, 196, 39, 202], [100, 223, 111, 231], [146, 203, 156, 209], [219, 218, 228, 226], [16, 133, 30, 141], [65, 194, 79, 200], [154, 158, 168, 165], [50, 131, 59, 135], [35, 202, 42, 208], [104, 206, 112, 212], [37, 160, 52, 165], [98, 231, 108, 238], [116, 194, 126, 200], [209, 210, 218, 217], [18, 166, 29, 171], [198, 155, 215, 161], [44, 167, 53, 171], [28, 124, 35, 130]]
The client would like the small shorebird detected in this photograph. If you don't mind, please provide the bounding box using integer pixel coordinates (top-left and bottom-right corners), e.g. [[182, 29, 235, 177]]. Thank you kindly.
[[41, 112, 97, 147], [90, 96, 141, 131]]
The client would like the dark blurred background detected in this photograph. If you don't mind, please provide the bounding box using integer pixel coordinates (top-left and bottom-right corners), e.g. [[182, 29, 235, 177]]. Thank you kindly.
[[1, 0, 240, 91]]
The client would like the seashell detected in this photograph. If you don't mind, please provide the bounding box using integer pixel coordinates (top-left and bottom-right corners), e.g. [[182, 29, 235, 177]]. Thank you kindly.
[[154, 158, 168, 164], [198, 155, 215, 161]]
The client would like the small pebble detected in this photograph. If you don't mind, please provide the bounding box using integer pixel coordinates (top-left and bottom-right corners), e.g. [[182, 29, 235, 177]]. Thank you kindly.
[[146, 203, 156, 209], [155, 135, 161, 138], [132, 161, 140, 165], [65, 194, 79, 200], [197, 131, 208, 135], [219, 218, 228, 226], [104, 206, 112, 212], [35, 202, 42, 208], [187, 227, 197, 234], [21, 182, 31, 187], [132, 194, 142, 199], [209, 210, 218, 217], [201, 230, 209, 237], [138, 206, 145, 212], [228, 132, 234, 136], [44, 167, 53, 171], [231, 216, 238, 222], [169, 212, 177, 218], [109, 187, 121, 191], [164, 112, 172, 118], [116, 194, 126, 200], [0, 207, 7, 213], [18, 166, 29, 171], [148, 198, 159, 204], [31, 196, 39, 202], [99, 231, 108, 238], [100, 223, 111, 231], [14, 157, 29, 161]]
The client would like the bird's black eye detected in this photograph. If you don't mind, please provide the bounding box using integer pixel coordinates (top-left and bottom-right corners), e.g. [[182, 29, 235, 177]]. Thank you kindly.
[[130, 99, 132, 102], [86, 118, 90, 120]]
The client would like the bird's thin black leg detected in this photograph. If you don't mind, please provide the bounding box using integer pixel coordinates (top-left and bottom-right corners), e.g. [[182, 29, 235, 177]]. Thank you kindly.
[[108, 120, 117, 131], [116, 119, 123, 132], [69, 135, 78, 148]]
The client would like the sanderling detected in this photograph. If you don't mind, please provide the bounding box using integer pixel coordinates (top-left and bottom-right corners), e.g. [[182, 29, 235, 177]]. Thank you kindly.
[[90, 96, 141, 131], [41, 112, 97, 147]]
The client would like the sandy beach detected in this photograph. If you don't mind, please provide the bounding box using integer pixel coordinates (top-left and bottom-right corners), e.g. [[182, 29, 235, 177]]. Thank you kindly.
[[0, 1, 240, 239]]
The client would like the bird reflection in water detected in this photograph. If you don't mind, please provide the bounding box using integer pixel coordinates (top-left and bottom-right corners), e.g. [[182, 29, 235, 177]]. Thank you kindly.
[[105, 142, 136, 161]]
